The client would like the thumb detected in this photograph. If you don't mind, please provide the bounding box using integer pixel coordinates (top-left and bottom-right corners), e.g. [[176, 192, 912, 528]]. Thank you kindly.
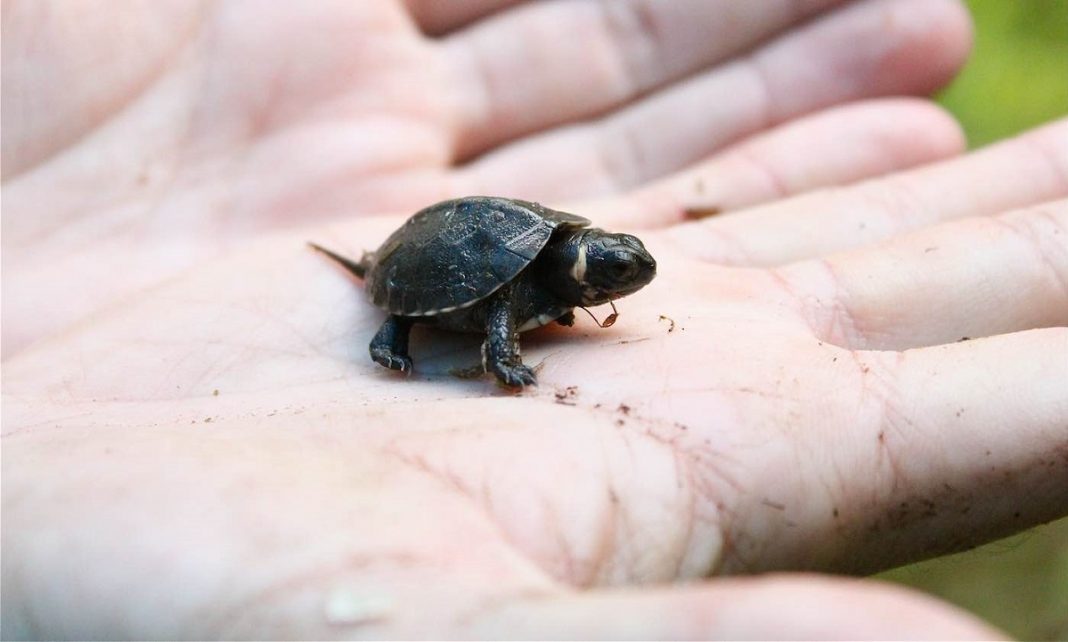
[[466, 574, 1004, 640]]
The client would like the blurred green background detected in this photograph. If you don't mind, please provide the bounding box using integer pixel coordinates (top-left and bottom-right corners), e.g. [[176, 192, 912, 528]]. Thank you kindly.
[[877, 1, 1068, 639], [937, 0, 1067, 147]]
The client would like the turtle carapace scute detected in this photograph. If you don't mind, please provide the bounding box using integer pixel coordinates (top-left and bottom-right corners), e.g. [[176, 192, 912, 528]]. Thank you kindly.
[[310, 196, 656, 387]]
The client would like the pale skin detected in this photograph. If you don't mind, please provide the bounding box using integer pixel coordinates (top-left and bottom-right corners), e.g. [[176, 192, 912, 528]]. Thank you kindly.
[[3, 1, 1066, 639]]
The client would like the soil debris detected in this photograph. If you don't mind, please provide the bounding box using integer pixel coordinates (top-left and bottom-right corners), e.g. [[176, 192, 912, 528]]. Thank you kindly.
[[761, 498, 786, 511], [683, 204, 723, 220], [554, 386, 579, 406]]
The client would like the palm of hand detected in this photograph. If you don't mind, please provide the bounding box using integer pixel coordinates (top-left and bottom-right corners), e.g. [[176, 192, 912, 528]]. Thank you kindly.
[[7, 215, 1046, 637]]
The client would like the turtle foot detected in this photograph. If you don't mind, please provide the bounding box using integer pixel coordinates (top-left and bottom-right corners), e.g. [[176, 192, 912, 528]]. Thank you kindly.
[[493, 364, 537, 388], [371, 349, 413, 374]]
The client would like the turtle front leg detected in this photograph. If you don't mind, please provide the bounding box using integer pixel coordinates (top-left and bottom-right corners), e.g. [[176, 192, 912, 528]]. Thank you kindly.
[[484, 290, 537, 387], [369, 315, 414, 374]]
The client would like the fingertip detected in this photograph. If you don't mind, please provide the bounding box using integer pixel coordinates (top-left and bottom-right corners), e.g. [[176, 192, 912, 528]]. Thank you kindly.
[[878, 0, 974, 96], [404, 0, 523, 36], [930, 0, 976, 81], [868, 98, 968, 167]]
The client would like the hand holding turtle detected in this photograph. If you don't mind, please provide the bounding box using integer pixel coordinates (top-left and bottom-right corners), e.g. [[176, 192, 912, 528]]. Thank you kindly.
[[7, 0, 1062, 637], [5, 117, 1066, 637]]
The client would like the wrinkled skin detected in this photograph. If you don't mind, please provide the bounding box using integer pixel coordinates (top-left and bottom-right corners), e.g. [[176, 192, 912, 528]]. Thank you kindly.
[[4, 1, 1067, 639]]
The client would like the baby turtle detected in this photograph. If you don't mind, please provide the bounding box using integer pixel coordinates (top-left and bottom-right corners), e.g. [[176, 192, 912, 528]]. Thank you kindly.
[[310, 196, 656, 387]]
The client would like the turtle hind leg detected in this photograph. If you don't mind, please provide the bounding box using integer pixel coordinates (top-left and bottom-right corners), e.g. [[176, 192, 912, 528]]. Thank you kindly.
[[369, 315, 414, 374], [484, 289, 537, 388]]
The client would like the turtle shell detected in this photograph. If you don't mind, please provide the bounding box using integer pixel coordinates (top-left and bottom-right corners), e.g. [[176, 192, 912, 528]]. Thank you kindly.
[[366, 197, 590, 316]]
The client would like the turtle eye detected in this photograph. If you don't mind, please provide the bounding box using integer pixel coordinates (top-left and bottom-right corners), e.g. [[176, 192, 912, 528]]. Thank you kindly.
[[609, 260, 632, 279]]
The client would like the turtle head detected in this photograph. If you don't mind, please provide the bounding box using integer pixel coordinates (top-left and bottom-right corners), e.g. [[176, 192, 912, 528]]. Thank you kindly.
[[538, 229, 656, 306]]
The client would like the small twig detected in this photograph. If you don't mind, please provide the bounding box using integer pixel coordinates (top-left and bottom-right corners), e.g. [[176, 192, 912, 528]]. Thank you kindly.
[[579, 301, 619, 328]]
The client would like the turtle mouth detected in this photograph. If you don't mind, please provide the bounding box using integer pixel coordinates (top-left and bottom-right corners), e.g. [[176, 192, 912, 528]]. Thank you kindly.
[[614, 281, 651, 298], [584, 285, 645, 306], [609, 267, 657, 300]]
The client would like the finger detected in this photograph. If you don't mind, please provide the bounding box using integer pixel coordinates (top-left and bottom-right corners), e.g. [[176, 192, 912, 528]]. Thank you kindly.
[[470, 575, 1004, 639], [670, 118, 1068, 266], [442, 0, 848, 160], [404, 0, 524, 35], [776, 200, 1068, 350], [567, 99, 965, 228], [451, 0, 971, 197], [808, 328, 1068, 575]]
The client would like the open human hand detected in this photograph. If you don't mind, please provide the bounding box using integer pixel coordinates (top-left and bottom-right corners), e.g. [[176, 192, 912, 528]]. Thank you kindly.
[[5, 111, 1066, 637], [2, 0, 975, 355]]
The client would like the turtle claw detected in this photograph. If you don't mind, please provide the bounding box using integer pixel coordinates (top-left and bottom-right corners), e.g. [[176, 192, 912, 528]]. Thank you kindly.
[[371, 349, 413, 374], [495, 364, 538, 388]]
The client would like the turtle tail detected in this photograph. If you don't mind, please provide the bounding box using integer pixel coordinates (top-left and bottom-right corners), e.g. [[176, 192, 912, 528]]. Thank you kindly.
[[307, 242, 373, 280]]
